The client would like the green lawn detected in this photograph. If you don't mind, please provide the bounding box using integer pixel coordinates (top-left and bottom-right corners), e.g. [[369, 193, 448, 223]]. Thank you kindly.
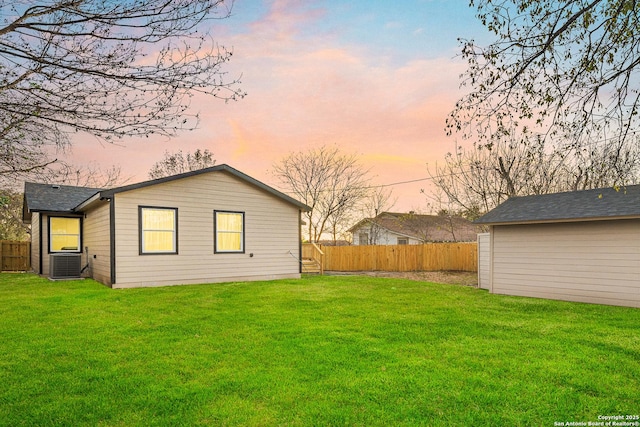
[[0, 273, 638, 426]]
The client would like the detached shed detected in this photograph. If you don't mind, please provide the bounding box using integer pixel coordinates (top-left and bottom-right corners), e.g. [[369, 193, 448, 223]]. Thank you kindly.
[[475, 185, 640, 308]]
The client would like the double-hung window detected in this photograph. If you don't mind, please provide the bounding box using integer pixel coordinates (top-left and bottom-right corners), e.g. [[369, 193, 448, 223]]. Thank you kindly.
[[49, 217, 81, 252], [140, 207, 178, 254], [215, 211, 244, 253]]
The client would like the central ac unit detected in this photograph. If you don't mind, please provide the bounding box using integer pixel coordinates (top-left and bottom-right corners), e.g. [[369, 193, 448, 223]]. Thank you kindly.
[[50, 253, 82, 279]]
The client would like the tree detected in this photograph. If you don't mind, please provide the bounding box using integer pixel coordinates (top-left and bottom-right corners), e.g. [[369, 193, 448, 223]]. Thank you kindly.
[[0, 190, 30, 240], [428, 134, 640, 218], [0, 162, 128, 242], [358, 186, 396, 244], [0, 0, 243, 181], [148, 148, 215, 179], [272, 146, 371, 243], [448, 0, 640, 156]]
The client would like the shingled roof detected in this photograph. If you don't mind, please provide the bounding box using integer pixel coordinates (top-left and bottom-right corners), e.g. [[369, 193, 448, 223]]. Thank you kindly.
[[349, 212, 478, 242], [23, 164, 311, 223], [475, 184, 640, 225], [22, 182, 103, 222], [98, 164, 310, 211]]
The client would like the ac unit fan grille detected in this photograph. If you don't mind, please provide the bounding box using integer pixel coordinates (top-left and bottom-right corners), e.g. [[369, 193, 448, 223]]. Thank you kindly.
[[50, 254, 82, 279]]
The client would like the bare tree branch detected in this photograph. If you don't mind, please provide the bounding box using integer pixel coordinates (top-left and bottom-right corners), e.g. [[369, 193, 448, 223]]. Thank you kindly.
[[450, 0, 640, 153], [0, 0, 243, 181]]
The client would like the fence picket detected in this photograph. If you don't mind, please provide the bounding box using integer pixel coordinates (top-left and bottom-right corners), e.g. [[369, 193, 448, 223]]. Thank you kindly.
[[0, 241, 31, 272]]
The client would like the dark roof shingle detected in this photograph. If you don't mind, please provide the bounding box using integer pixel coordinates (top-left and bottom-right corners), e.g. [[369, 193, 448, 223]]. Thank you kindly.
[[350, 212, 478, 242], [23, 164, 311, 222], [23, 182, 102, 220], [475, 185, 640, 225]]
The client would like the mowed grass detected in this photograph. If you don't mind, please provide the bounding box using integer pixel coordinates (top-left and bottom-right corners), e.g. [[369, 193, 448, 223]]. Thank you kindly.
[[0, 273, 638, 426]]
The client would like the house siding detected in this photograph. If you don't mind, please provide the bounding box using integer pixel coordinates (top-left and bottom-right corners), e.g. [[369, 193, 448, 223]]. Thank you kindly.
[[491, 220, 640, 308], [111, 171, 302, 288], [352, 225, 421, 245], [31, 212, 40, 274], [83, 201, 112, 286]]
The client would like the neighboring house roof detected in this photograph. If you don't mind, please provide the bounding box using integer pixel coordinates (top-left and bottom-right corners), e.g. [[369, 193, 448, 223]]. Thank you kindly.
[[349, 212, 478, 242], [475, 184, 640, 225], [23, 164, 310, 222]]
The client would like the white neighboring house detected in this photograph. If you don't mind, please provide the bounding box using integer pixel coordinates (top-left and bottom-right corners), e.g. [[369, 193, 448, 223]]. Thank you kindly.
[[349, 212, 478, 245]]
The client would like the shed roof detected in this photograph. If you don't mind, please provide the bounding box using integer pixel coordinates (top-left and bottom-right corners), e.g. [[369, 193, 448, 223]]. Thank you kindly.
[[475, 184, 640, 225]]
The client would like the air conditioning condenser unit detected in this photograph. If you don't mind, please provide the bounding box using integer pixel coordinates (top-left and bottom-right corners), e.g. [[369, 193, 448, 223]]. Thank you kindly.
[[50, 253, 82, 279]]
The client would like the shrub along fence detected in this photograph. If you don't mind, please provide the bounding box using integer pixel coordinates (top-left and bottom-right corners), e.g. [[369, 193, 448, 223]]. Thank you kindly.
[[0, 241, 31, 272], [318, 242, 478, 272]]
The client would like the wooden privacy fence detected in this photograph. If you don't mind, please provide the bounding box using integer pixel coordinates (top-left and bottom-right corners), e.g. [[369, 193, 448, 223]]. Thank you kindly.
[[320, 243, 478, 272], [1, 241, 31, 272]]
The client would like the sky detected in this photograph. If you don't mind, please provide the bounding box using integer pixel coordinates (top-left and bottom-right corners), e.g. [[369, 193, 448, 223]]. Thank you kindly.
[[68, 0, 494, 213]]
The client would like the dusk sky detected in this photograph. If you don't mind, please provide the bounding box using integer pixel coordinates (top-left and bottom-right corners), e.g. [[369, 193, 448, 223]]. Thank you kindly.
[[69, 0, 494, 212]]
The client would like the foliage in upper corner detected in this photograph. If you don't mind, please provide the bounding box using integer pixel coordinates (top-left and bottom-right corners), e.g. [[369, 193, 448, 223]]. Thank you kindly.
[[449, 0, 640, 149]]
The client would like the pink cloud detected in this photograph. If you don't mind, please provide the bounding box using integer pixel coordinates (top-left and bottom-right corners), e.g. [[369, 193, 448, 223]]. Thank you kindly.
[[68, 1, 467, 212]]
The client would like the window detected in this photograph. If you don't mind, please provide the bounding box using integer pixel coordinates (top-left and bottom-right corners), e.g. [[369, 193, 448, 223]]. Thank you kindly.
[[140, 207, 177, 254], [49, 217, 81, 252], [215, 211, 244, 253], [397, 238, 408, 245]]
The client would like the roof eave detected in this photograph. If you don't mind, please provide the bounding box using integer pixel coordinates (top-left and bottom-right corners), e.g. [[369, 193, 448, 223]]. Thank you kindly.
[[74, 193, 106, 212], [100, 164, 311, 212], [477, 214, 640, 226]]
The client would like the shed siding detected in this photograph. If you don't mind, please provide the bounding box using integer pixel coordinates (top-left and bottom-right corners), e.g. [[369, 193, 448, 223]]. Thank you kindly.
[[491, 220, 640, 307], [112, 171, 301, 288], [477, 233, 490, 290], [83, 202, 112, 286], [31, 213, 40, 274]]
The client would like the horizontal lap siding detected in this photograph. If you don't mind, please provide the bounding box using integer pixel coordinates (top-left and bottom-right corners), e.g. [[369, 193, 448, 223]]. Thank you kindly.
[[113, 172, 301, 288], [31, 213, 40, 274], [492, 220, 640, 307], [477, 233, 490, 290], [83, 202, 111, 286]]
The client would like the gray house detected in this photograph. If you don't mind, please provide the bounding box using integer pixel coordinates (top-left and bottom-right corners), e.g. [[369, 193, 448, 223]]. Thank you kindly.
[[475, 185, 640, 308], [23, 164, 310, 288]]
